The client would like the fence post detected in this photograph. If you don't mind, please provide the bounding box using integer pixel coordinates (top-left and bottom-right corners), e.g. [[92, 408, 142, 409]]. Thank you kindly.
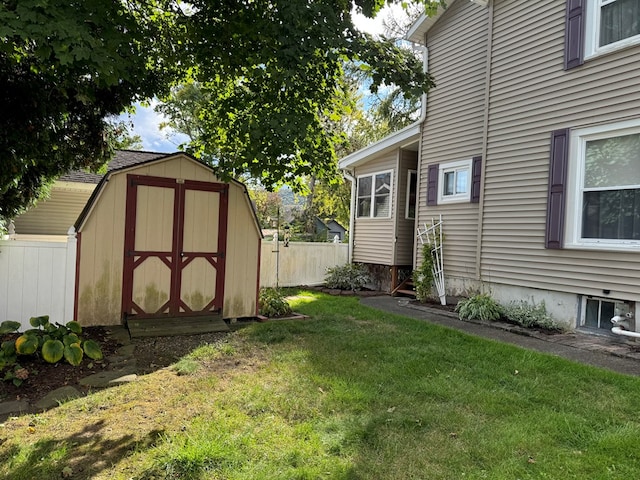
[[64, 226, 77, 322]]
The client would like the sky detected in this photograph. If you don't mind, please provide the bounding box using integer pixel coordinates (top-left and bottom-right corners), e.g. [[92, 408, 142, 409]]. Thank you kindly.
[[123, 4, 409, 153]]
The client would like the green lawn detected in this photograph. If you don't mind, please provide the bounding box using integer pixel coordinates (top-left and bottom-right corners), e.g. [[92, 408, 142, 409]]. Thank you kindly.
[[2, 291, 640, 479]]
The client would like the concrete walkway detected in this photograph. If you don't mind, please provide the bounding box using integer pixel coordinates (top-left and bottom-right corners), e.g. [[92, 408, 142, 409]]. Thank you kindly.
[[360, 295, 640, 377]]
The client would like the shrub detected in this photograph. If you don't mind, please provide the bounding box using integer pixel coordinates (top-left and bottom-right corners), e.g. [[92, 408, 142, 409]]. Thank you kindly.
[[413, 244, 435, 302], [503, 301, 564, 332], [259, 288, 293, 318], [455, 294, 503, 322], [324, 263, 371, 291]]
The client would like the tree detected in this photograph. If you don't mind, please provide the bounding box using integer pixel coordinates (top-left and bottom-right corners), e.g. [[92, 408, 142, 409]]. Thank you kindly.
[[0, 0, 180, 226], [111, 120, 144, 151], [1, 0, 443, 228], [164, 0, 440, 190]]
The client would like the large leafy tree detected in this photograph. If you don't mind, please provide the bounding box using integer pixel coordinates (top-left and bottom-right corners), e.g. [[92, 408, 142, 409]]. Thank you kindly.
[[0, 0, 179, 224], [165, 0, 439, 189], [1, 0, 441, 227]]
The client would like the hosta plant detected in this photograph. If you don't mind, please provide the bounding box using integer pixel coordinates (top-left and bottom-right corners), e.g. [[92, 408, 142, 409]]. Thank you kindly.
[[455, 294, 503, 322], [4, 316, 103, 370]]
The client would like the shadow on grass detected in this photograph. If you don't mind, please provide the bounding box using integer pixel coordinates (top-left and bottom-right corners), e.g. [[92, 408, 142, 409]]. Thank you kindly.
[[0, 418, 164, 480]]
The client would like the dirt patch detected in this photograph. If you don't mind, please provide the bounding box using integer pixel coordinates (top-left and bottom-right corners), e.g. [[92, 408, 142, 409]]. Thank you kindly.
[[0, 327, 120, 404], [0, 328, 231, 405]]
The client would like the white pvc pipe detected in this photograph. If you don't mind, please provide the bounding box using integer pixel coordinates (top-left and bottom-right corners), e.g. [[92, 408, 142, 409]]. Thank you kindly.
[[611, 327, 640, 339]]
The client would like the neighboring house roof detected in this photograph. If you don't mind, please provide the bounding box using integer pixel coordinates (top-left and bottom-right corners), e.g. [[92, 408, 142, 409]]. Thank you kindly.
[[58, 150, 170, 184], [338, 122, 420, 170]]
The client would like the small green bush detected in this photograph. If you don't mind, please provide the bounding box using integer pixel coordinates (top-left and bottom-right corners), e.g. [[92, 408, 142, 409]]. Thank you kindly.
[[413, 244, 435, 302], [455, 294, 503, 322], [324, 263, 371, 291], [259, 288, 293, 318], [503, 301, 564, 332]]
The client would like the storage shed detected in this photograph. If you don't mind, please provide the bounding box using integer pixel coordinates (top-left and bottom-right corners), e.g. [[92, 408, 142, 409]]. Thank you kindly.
[[74, 153, 262, 333]]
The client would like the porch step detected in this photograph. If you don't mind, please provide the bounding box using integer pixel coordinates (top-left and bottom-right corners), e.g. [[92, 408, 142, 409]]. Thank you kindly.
[[395, 289, 417, 298], [127, 314, 230, 338]]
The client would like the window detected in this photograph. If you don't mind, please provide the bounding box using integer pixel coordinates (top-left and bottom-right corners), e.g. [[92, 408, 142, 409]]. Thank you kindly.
[[357, 171, 392, 218], [585, 0, 640, 58], [437, 160, 472, 204], [564, 119, 640, 250], [581, 296, 634, 331], [406, 170, 417, 219]]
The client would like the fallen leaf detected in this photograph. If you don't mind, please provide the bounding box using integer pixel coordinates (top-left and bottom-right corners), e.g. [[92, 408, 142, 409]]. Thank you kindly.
[[387, 406, 396, 413]]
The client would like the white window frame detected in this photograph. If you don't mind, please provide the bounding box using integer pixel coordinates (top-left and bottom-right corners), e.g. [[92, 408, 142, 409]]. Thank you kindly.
[[405, 169, 417, 220], [356, 170, 393, 219], [584, 0, 640, 60], [437, 159, 472, 204], [565, 118, 640, 251]]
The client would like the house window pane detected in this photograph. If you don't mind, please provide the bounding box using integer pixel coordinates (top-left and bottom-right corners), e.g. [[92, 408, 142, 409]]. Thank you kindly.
[[584, 298, 600, 328], [357, 176, 372, 218], [600, 0, 640, 47], [407, 171, 417, 219], [374, 172, 391, 218], [582, 188, 640, 240], [456, 170, 469, 194], [444, 172, 455, 195], [584, 133, 640, 188]]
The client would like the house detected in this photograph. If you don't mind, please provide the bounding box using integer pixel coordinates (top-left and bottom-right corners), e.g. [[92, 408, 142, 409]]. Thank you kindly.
[[339, 0, 640, 332], [11, 150, 263, 331], [314, 217, 347, 242]]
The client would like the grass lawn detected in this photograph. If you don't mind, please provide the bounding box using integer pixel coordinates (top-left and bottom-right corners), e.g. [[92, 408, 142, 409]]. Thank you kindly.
[[2, 290, 640, 479]]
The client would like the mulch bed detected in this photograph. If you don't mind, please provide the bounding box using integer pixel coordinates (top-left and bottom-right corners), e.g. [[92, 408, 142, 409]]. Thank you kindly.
[[0, 327, 121, 404]]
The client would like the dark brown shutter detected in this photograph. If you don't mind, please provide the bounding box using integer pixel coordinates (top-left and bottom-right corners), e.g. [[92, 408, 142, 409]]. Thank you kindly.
[[471, 156, 482, 203], [545, 129, 569, 249], [427, 164, 439, 206], [565, 0, 585, 70]]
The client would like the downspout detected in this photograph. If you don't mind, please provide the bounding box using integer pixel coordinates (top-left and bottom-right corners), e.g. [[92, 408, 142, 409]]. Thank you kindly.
[[474, 0, 494, 280], [343, 170, 357, 263], [412, 44, 429, 270]]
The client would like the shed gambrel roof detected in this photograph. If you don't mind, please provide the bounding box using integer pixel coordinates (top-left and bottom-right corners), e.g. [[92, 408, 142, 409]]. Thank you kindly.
[[73, 151, 263, 239]]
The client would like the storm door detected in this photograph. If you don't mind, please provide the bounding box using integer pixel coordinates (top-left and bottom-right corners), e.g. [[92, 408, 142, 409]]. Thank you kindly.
[[122, 174, 228, 319]]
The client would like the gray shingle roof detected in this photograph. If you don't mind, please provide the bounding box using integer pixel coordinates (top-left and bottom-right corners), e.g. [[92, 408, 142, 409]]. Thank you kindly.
[[58, 150, 170, 184]]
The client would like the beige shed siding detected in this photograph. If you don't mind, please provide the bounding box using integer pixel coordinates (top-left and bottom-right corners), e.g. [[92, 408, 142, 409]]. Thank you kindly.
[[352, 151, 397, 265], [77, 155, 260, 326], [417, 0, 486, 277], [223, 183, 260, 318], [481, 0, 640, 300], [394, 150, 418, 266], [13, 185, 95, 235]]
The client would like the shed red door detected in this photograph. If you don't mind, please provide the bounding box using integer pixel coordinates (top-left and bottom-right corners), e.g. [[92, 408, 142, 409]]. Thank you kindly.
[[122, 174, 228, 319]]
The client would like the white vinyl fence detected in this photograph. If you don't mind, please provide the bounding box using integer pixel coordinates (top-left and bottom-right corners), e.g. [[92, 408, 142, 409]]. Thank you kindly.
[[0, 232, 348, 329], [259, 239, 348, 288], [0, 230, 77, 331]]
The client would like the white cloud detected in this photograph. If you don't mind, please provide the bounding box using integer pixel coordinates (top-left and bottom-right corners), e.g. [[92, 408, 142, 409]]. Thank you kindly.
[[119, 101, 189, 153], [352, 2, 410, 37]]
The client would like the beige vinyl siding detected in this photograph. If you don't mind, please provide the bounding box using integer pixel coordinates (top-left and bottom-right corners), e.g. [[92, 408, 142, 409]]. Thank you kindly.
[[13, 184, 95, 235], [394, 150, 418, 266], [481, 0, 640, 301], [223, 183, 260, 318], [417, 0, 487, 277], [352, 151, 397, 265]]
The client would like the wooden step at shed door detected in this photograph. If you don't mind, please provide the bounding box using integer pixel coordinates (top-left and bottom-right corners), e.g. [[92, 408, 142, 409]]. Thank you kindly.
[[127, 314, 230, 338]]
